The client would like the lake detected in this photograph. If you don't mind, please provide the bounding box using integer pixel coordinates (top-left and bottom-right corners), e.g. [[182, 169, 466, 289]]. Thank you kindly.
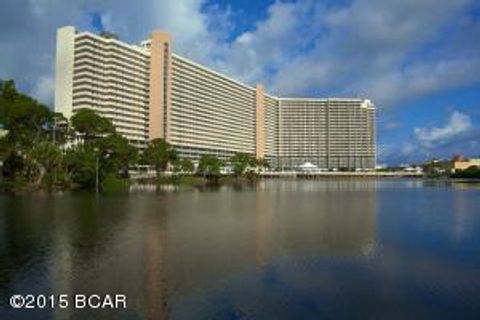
[[1, 179, 480, 319]]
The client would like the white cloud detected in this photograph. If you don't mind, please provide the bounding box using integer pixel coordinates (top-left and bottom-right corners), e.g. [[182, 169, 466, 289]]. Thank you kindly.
[[0, 0, 233, 105], [0, 0, 479, 110], [414, 111, 473, 148], [352, 58, 480, 107], [0, 0, 94, 104], [380, 109, 479, 164], [216, 0, 321, 87], [97, 0, 233, 67], [31, 74, 55, 105], [266, 0, 480, 104], [382, 121, 401, 131]]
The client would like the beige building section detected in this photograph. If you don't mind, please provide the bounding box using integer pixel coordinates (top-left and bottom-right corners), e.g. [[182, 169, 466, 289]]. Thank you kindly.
[[55, 26, 376, 168], [264, 94, 279, 162], [55, 27, 151, 148], [148, 31, 172, 141], [451, 158, 480, 172], [54, 26, 75, 119], [255, 84, 265, 159], [169, 54, 257, 160], [279, 98, 376, 169]]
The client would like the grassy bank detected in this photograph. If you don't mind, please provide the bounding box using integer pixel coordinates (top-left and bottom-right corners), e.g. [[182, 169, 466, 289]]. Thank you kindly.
[[136, 174, 259, 187]]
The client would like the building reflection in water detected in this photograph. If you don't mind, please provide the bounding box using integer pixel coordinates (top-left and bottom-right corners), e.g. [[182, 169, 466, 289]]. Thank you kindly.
[[1, 180, 378, 319], [47, 195, 171, 319], [254, 179, 377, 268], [451, 186, 477, 242]]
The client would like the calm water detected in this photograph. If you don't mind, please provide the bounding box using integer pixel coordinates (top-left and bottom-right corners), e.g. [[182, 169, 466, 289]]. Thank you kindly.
[[1, 179, 480, 319]]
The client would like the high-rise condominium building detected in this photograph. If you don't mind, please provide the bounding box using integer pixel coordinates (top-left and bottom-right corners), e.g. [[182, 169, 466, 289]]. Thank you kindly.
[[55, 26, 376, 169], [279, 98, 375, 169]]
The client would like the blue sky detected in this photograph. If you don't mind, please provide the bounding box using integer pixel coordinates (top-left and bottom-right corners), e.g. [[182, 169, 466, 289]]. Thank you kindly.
[[1, 0, 479, 165]]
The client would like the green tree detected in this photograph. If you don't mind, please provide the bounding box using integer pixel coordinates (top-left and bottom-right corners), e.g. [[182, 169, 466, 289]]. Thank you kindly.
[[95, 134, 138, 177], [0, 135, 8, 162], [451, 166, 480, 179], [1, 150, 25, 181], [28, 141, 62, 185], [180, 158, 195, 173], [64, 145, 97, 188], [46, 112, 71, 146], [63, 134, 137, 189], [174, 158, 195, 174], [229, 153, 255, 176], [0, 79, 17, 102], [255, 157, 270, 171], [198, 155, 223, 178], [1, 80, 52, 147], [0, 80, 53, 180], [71, 108, 115, 141], [142, 138, 177, 176]]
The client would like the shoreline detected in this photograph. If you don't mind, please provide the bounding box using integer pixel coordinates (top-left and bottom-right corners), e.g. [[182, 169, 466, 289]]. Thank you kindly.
[[2, 175, 480, 194]]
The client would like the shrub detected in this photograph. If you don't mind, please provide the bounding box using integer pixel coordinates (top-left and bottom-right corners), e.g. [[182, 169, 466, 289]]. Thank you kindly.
[[101, 174, 130, 193]]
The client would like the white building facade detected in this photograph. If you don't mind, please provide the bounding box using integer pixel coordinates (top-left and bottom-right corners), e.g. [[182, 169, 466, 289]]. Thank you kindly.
[[55, 26, 376, 169]]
